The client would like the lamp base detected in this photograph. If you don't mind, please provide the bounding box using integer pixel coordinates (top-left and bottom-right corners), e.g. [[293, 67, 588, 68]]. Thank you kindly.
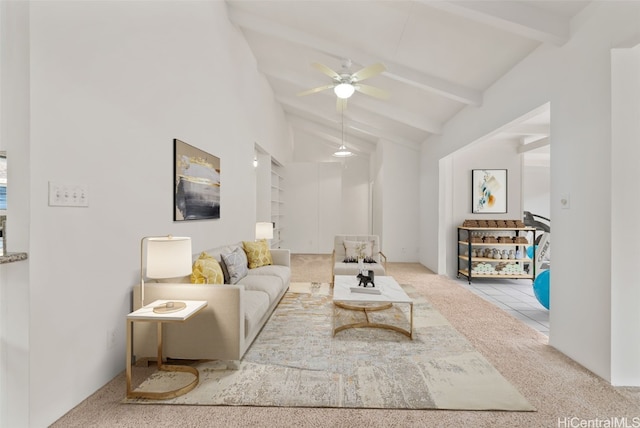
[[153, 301, 187, 314]]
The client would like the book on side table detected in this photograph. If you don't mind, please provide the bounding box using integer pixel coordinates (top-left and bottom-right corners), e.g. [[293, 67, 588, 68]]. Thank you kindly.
[[350, 286, 382, 295]]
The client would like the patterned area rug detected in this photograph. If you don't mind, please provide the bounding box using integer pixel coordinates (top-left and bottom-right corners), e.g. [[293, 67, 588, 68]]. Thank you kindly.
[[125, 283, 535, 411]]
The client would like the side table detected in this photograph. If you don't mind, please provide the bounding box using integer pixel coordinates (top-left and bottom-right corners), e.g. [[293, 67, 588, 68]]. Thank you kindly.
[[126, 299, 207, 399]]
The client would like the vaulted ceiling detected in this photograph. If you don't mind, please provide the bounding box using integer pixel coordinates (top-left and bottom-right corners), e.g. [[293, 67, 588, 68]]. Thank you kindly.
[[226, 0, 589, 161]]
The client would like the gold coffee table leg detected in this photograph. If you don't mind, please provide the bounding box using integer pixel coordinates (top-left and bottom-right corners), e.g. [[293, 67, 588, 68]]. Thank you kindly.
[[333, 302, 413, 339], [334, 301, 392, 311]]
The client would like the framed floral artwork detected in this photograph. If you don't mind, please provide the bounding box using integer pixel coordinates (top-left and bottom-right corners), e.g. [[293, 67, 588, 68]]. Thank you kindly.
[[472, 169, 507, 214]]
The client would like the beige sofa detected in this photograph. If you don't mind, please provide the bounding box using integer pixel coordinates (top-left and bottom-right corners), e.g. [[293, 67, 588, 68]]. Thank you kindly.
[[132, 242, 290, 362]]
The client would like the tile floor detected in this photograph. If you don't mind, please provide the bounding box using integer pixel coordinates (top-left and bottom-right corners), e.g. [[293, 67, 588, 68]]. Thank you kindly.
[[456, 276, 549, 336]]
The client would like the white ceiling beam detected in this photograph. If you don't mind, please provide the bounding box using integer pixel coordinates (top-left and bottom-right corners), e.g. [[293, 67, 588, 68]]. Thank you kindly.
[[293, 128, 369, 156], [349, 95, 442, 135], [518, 136, 549, 154], [227, 5, 482, 106], [288, 116, 375, 148], [279, 91, 434, 137], [347, 121, 422, 152], [422, 1, 571, 46], [260, 63, 443, 135], [502, 123, 550, 136], [288, 116, 374, 154], [277, 95, 421, 150]]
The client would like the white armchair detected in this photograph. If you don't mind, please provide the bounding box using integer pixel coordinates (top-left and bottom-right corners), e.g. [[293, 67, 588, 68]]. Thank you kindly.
[[332, 235, 387, 286]]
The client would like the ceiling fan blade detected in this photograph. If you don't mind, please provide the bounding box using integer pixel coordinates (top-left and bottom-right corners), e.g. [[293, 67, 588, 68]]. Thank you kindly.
[[351, 62, 386, 82], [336, 97, 348, 112], [312, 62, 341, 80], [297, 84, 335, 97], [355, 84, 390, 99]]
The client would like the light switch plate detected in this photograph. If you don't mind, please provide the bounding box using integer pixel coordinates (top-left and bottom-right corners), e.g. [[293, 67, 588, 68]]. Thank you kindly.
[[48, 182, 89, 207]]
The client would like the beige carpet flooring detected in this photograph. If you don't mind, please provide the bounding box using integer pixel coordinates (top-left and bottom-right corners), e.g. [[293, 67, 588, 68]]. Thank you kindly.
[[52, 254, 640, 427]]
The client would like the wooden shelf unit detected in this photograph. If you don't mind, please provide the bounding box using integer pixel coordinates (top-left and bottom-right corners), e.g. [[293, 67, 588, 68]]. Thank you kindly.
[[457, 226, 537, 284]]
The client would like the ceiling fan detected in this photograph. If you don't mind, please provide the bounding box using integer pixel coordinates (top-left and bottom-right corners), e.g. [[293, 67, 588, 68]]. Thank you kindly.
[[297, 59, 389, 110]]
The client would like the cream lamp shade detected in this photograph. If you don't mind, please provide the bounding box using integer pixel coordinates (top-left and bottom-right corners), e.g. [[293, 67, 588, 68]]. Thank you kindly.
[[255, 222, 274, 240], [140, 235, 192, 311]]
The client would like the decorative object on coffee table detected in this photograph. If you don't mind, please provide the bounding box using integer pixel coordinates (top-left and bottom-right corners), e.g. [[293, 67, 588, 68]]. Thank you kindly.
[[356, 270, 375, 287]]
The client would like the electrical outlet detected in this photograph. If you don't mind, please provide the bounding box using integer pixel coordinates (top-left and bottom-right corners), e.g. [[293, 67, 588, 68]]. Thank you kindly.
[[107, 329, 117, 349], [49, 182, 89, 207]]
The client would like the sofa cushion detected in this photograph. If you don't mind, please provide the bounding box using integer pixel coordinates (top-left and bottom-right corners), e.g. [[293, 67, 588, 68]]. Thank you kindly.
[[238, 275, 284, 305], [243, 290, 270, 338], [246, 264, 291, 288], [190, 252, 224, 284], [242, 239, 273, 269], [221, 246, 249, 284]]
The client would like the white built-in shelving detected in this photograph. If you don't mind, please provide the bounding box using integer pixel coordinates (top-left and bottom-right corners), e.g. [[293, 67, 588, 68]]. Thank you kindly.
[[270, 160, 284, 248]]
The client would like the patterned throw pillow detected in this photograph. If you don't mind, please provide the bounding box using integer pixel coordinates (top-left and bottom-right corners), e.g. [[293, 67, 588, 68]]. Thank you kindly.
[[190, 252, 224, 284], [343, 240, 373, 262], [220, 246, 249, 284], [242, 239, 273, 269]]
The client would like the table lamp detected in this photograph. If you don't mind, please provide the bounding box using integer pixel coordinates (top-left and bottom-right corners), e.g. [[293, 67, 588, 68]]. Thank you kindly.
[[140, 235, 192, 313], [255, 222, 273, 240]]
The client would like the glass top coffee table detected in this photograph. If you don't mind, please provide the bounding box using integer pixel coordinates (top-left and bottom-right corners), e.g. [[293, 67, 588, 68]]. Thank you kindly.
[[332, 275, 413, 339]]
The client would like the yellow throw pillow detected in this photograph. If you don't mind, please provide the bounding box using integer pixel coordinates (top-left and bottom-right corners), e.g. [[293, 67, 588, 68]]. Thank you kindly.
[[190, 252, 224, 284], [243, 239, 273, 269]]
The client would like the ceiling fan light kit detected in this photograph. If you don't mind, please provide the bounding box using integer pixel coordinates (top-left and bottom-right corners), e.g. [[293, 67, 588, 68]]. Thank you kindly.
[[298, 59, 387, 157], [334, 82, 355, 99], [299, 60, 387, 105]]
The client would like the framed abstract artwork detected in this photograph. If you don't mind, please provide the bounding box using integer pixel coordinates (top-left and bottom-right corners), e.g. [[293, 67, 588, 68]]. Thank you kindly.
[[472, 169, 507, 214], [174, 139, 220, 221]]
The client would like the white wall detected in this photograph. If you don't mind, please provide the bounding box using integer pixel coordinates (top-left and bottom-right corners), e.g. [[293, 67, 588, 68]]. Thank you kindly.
[[420, 2, 640, 385], [4, 2, 292, 426], [284, 163, 318, 253], [0, 2, 31, 427], [379, 141, 420, 262], [285, 140, 419, 262], [443, 139, 523, 277], [523, 164, 551, 220], [340, 157, 370, 235], [287, 135, 371, 253], [285, 162, 341, 253], [611, 44, 640, 385], [372, 143, 384, 242]]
